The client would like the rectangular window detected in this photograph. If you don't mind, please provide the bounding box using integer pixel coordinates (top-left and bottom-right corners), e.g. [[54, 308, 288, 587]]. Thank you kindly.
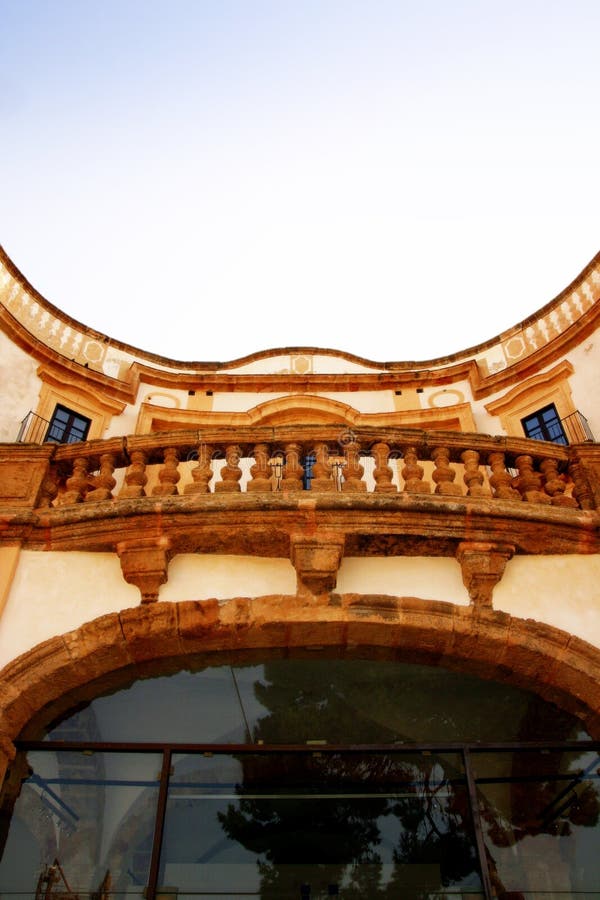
[[521, 403, 568, 445], [44, 404, 91, 444]]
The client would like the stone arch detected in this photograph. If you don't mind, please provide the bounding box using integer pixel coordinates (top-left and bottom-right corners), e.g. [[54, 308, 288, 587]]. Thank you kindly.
[[246, 394, 359, 425], [2, 594, 600, 781]]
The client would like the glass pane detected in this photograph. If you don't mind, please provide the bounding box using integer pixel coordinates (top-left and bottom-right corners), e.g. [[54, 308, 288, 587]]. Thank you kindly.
[[475, 748, 600, 897], [159, 751, 483, 898], [0, 750, 162, 898], [44, 660, 591, 745]]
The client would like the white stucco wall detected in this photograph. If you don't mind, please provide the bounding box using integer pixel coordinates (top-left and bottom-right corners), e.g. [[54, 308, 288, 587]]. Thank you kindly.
[[0, 332, 41, 443]]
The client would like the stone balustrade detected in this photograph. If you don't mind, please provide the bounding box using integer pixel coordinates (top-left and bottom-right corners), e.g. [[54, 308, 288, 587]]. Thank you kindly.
[[2, 425, 599, 511]]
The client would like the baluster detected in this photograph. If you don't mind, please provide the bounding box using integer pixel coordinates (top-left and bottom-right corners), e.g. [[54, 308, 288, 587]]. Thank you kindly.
[[38, 464, 59, 508], [431, 447, 462, 496], [184, 443, 214, 494], [247, 443, 272, 492], [85, 452, 116, 502], [342, 439, 366, 492], [58, 456, 90, 505], [401, 446, 430, 494], [540, 458, 578, 508], [461, 449, 491, 498], [282, 442, 304, 491], [152, 447, 181, 496], [513, 455, 551, 504], [310, 442, 335, 491], [215, 444, 242, 492], [119, 449, 148, 498], [488, 451, 521, 501], [371, 442, 398, 492], [568, 458, 594, 510]]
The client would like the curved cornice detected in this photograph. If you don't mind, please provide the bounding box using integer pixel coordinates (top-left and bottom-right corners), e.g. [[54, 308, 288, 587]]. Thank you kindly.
[[2, 244, 600, 400]]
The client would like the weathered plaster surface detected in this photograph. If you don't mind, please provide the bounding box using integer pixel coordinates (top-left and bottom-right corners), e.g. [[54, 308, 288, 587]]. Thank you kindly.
[[0, 332, 40, 442], [160, 554, 297, 601], [337, 556, 469, 605], [0, 551, 138, 666], [494, 554, 600, 646]]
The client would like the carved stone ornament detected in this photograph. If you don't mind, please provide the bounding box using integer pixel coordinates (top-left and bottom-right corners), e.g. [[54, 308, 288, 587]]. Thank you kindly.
[[117, 537, 172, 604], [290, 533, 345, 597], [456, 541, 515, 608]]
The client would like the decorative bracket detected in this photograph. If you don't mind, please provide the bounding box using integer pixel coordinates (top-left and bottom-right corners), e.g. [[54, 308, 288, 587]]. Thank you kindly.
[[290, 533, 345, 598], [117, 537, 172, 604], [456, 541, 515, 608]]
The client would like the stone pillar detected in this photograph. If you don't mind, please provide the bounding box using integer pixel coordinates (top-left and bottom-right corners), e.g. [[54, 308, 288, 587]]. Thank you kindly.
[[371, 442, 398, 493], [282, 443, 304, 492], [58, 456, 90, 505], [461, 449, 491, 498], [215, 444, 243, 492], [185, 442, 215, 494], [431, 447, 462, 496], [85, 452, 116, 502], [513, 455, 551, 505], [342, 439, 366, 492], [456, 541, 515, 608], [247, 443, 272, 492], [488, 451, 521, 501], [310, 442, 335, 492], [540, 458, 578, 508], [401, 446, 430, 494], [119, 449, 148, 499], [567, 445, 600, 510], [152, 447, 181, 496]]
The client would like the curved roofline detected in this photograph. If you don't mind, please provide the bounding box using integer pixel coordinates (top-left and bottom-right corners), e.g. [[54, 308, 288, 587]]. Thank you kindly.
[[1, 243, 599, 370]]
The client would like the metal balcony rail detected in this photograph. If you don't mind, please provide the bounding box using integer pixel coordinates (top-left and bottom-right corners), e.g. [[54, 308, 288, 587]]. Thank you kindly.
[[16, 409, 50, 444], [561, 409, 595, 443], [20, 425, 593, 511]]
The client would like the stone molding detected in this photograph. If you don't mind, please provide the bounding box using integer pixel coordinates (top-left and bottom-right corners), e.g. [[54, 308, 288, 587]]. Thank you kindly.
[[2, 596, 600, 787]]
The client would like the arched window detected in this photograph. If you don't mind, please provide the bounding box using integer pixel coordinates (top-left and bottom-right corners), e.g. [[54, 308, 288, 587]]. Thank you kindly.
[[1, 657, 598, 899]]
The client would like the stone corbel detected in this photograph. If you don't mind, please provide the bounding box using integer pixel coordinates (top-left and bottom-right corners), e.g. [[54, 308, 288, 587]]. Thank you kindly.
[[117, 536, 172, 604], [290, 533, 345, 598], [456, 541, 515, 608]]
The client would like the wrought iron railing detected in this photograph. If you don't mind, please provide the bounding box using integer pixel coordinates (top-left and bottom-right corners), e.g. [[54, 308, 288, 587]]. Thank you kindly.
[[561, 409, 595, 443], [15, 410, 50, 444]]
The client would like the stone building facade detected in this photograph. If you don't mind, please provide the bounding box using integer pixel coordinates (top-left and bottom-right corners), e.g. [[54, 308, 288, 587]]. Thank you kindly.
[[1, 244, 600, 897]]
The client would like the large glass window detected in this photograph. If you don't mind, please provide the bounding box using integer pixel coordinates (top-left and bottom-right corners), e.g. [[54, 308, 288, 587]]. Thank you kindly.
[[521, 403, 568, 445], [1, 658, 596, 899], [44, 403, 91, 444]]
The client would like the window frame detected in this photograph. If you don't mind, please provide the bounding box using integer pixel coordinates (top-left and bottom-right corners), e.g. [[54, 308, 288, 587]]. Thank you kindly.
[[44, 403, 92, 444]]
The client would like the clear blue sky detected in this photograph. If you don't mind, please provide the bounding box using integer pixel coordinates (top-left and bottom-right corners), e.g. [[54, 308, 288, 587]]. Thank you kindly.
[[1, 0, 599, 362]]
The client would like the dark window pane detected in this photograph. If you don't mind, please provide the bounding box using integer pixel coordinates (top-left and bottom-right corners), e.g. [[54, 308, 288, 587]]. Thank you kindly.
[[44, 404, 91, 444], [522, 404, 568, 445], [159, 751, 483, 897]]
